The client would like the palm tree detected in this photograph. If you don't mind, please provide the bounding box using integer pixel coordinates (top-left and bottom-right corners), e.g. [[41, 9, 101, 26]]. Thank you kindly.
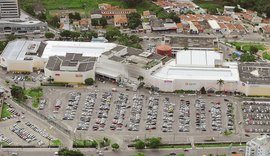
[[137, 76, 144, 82], [48, 76, 54, 84], [217, 79, 224, 94]]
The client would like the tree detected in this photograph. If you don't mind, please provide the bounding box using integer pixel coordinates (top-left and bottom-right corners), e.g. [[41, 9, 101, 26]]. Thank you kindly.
[[11, 85, 25, 101], [91, 19, 99, 27], [127, 12, 142, 29], [100, 17, 108, 27], [70, 31, 81, 40], [137, 76, 144, 82], [84, 78, 94, 85], [132, 152, 146, 156], [169, 12, 181, 23], [217, 79, 224, 93], [68, 13, 74, 19], [240, 53, 256, 62], [234, 5, 242, 12], [124, 0, 143, 7], [134, 139, 145, 149], [49, 15, 60, 28], [45, 32, 55, 39], [111, 143, 120, 151], [236, 45, 241, 51], [6, 34, 16, 42], [60, 30, 72, 38], [37, 13, 47, 22], [200, 87, 206, 94], [24, 5, 35, 16], [145, 137, 161, 148], [250, 45, 259, 54], [47, 76, 54, 84], [105, 26, 121, 41], [74, 12, 81, 20], [58, 148, 84, 156]]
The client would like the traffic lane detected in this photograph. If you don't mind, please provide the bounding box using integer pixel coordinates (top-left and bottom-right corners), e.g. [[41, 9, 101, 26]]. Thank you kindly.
[[0, 147, 244, 156]]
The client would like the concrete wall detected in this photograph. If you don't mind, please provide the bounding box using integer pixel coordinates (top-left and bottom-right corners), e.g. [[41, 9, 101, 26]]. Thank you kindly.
[[149, 77, 239, 92], [6, 60, 33, 72], [239, 82, 270, 96], [44, 68, 95, 84]]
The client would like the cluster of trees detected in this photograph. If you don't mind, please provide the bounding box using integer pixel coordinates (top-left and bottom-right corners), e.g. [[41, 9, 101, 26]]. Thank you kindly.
[[235, 44, 259, 62], [58, 30, 98, 41], [11, 85, 25, 102], [58, 148, 84, 156], [127, 13, 142, 29], [91, 17, 108, 27], [117, 34, 142, 49], [124, 0, 143, 7], [105, 26, 142, 49], [68, 12, 81, 21], [133, 137, 161, 149]]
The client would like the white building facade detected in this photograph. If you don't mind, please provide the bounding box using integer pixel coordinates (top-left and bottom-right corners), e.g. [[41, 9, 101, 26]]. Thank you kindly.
[[246, 135, 270, 156]]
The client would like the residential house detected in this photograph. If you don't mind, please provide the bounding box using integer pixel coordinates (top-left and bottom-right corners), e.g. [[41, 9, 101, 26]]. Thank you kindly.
[[176, 23, 183, 33], [150, 18, 177, 32], [101, 9, 136, 18], [59, 16, 70, 31], [91, 10, 102, 19], [98, 3, 118, 10], [223, 6, 235, 15], [79, 19, 89, 31], [114, 15, 128, 27], [143, 10, 156, 19], [208, 20, 221, 33], [262, 25, 270, 37]]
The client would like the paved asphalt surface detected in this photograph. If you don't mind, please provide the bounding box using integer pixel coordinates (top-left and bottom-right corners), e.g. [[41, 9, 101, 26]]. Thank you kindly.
[[0, 147, 245, 156]]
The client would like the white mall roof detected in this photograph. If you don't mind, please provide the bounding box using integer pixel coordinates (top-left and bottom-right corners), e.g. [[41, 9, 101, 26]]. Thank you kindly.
[[42, 41, 117, 58], [152, 60, 239, 81], [208, 20, 220, 30], [1, 40, 41, 60], [176, 50, 222, 67]]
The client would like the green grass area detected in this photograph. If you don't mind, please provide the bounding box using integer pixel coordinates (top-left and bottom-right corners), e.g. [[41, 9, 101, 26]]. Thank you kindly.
[[73, 139, 98, 148], [262, 52, 270, 60], [193, 0, 224, 12], [25, 87, 43, 109], [158, 145, 192, 149], [230, 42, 266, 52], [21, 0, 158, 17], [51, 139, 62, 146], [25, 87, 43, 98], [32, 97, 40, 108], [196, 143, 246, 148], [1, 103, 12, 119]]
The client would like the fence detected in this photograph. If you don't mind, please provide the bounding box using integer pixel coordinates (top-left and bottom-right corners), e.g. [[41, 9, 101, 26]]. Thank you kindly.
[[13, 100, 71, 136]]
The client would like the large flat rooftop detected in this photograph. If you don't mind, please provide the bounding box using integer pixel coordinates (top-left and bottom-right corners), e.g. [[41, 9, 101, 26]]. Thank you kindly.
[[238, 62, 270, 85], [166, 35, 218, 48], [42, 41, 117, 58], [1, 40, 43, 60], [153, 60, 239, 81]]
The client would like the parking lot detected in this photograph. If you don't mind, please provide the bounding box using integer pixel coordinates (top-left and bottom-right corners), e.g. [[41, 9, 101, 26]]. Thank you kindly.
[[242, 100, 270, 133], [39, 85, 240, 141]]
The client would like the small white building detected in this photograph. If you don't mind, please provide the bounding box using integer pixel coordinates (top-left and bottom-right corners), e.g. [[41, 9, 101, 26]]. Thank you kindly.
[[208, 20, 221, 33], [246, 135, 270, 156]]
